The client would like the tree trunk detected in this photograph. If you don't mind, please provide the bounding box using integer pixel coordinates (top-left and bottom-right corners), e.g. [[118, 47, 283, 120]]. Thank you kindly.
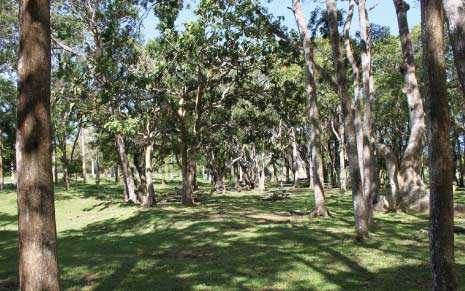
[[142, 143, 155, 207], [133, 150, 147, 193], [181, 139, 195, 205], [115, 134, 138, 203], [291, 129, 299, 188], [358, 0, 377, 225], [293, 0, 329, 217], [343, 0, 365, 190], [258, 152, 266, 191], [61, 146, 71, 191], [327, 0, 368, 240], [52, 144, 58, 184], [443, 0, 465, 97], [375, 144, 400, 210], [393, 0, 428, 212], [16, 0, 60, 288], [95, 149, 100, 186], [421, 0, 458, 289], [0, 142, 3, 191], [114, 164, 119, 183], [338, 113, 347, 192], [80, 128, 87, 183]]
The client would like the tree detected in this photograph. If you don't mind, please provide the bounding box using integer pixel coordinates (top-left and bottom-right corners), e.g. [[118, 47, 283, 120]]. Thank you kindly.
[[326, 0, 368, 240], [443, 0, 465, 97], [390, 0, 427, 211], [358, 0, 377, 224], [292, 0, 329, 217], [16, 0, 60, 289], [420, 0, 458, 289]]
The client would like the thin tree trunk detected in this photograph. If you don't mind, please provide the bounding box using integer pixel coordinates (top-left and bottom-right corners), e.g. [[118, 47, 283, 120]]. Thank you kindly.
[[80, 128, 87, 183], [358, 0, 377, 225], [291, 129, 299, 188], [52, 142, 58, 184], [142, 143, 155, 207], [61, 144, 71, 191], [421, 0, 458, 289], [327, 0, 368, 240], [443, 0, 465, 97], [332, 112, 347, 192], [343, 0, 365, 189], [114, 164, 119, 183], [338, 113, 347, 192], [393, 0, 428, 212], [115, 134, 138, 203], [0, 142, 3, 191], [293, 0, 329, 217], [95, 148, 100, 186], [16, 0, 60, 288]]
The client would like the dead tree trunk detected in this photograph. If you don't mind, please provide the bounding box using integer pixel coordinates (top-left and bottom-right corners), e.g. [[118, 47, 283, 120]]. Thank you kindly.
[[326, 0, 368, 240], [293, 0, 329, 217], [421, 0, 458, 289], [16, 0, 60, 288]]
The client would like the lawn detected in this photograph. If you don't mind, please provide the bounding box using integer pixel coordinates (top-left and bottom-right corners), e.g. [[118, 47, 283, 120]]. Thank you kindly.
[[1, 178, 464, 291]]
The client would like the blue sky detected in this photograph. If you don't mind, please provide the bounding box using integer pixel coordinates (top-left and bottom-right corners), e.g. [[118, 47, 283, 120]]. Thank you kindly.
[[141, 0, 421, 41]]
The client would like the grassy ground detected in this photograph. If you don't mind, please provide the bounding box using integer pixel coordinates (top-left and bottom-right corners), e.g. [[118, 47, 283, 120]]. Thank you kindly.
[[1, 177, 465, 291]]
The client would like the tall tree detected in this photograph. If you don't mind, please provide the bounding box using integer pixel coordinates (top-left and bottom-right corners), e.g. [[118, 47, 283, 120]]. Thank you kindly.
[[421, 0, 458, 289], [392, 0, 427, 211], [358, 0, 377, 223], [293, 0, 329, 217], [443, 0, 465, 97], [326, 0, 368, 240], [16, 0, 60, 289]]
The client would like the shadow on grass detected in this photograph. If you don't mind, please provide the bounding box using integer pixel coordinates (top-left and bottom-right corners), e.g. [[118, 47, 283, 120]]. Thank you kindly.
[[1, 185, 464, 290]]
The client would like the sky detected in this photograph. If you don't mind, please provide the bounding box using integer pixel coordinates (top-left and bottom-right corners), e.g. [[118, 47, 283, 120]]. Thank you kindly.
[[141, 0, 421, 41]]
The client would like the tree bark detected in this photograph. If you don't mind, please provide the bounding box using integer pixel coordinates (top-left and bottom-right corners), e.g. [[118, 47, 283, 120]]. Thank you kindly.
[[421, 0, 458, 289], [52, 143, 58, 184], [142, 143, 155, 207], [393, 0, 428, 212], [293, 0, 329, 217], [343, 0, 365, 190], [326, 0, 368, 240], [181, 137, 195, 205], [80, 127, 87, 183], [61, 145, 71, 191], [0, 141, 3, 191], [443, 0, 465, 97], [95, 148, 100, 186], [291, 129, 299, 188], [375, 144, 400, 210], [16, 0, 60, 289], [358, 0, 377, 225], [114, 164, 119, 183], [115, 134, 138, 203]]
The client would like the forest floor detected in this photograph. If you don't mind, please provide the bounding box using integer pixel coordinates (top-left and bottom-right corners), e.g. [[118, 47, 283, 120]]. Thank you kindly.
[[1, 177, 465, 291]]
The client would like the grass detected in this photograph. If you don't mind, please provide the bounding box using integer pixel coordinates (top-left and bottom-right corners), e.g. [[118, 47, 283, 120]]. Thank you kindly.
[[1, 177, 465, 291]]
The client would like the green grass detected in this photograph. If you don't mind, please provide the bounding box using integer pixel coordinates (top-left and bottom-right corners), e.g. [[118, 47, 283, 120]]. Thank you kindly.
[[1, 178, 465, 291]]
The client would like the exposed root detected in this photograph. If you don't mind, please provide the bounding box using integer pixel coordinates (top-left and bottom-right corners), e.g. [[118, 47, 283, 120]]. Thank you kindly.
[[309, 208, 332, 218]]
